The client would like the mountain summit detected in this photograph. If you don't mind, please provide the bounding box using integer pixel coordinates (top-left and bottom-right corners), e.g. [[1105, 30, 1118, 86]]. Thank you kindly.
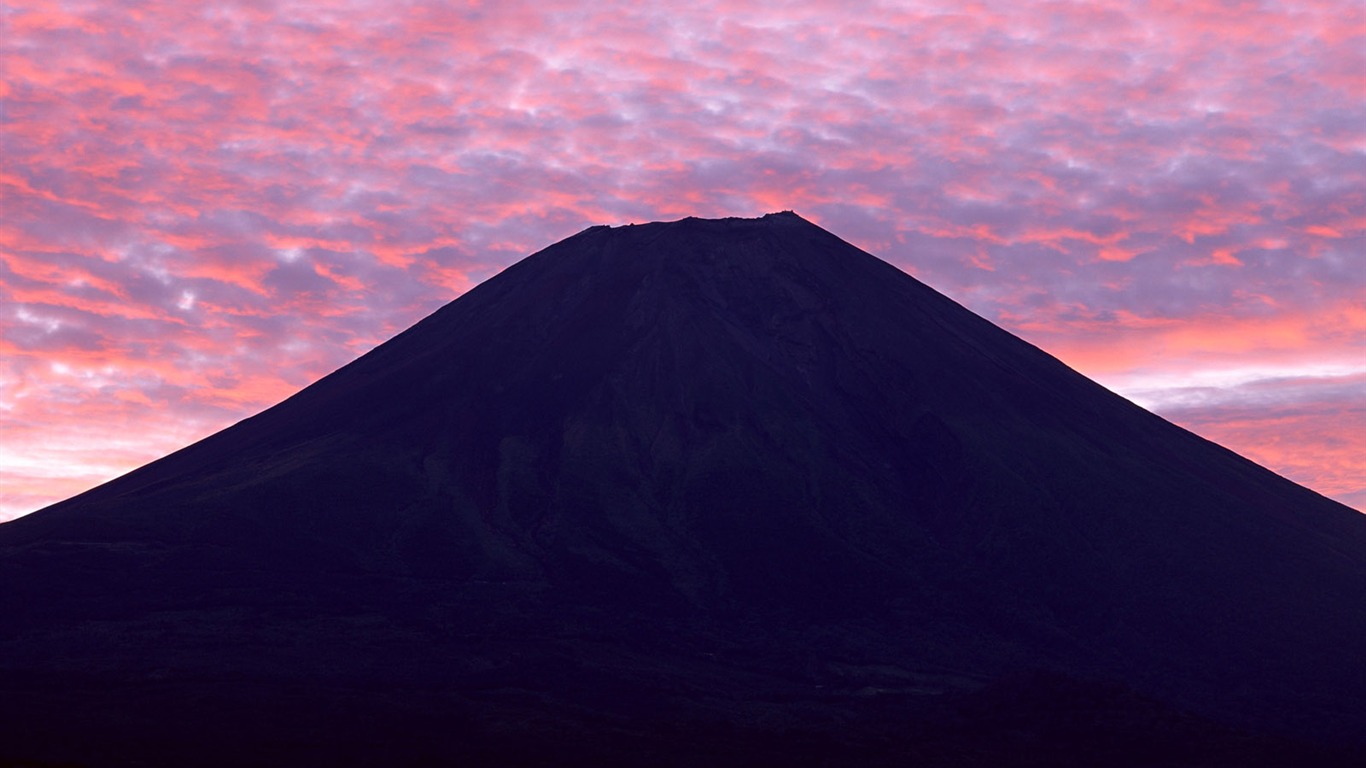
[[3, 213, 1364, 766]]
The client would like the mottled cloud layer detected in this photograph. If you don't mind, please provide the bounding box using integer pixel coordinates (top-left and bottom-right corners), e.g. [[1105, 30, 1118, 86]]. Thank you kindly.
[[3, 0, 1363, 518]]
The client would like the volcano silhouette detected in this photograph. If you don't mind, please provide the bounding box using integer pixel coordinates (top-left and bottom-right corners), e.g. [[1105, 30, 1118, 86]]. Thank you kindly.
[[2, 213, 1364, 766]]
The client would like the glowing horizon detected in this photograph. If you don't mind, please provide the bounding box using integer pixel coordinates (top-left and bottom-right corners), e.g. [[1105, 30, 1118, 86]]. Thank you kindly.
[[3, 0, 1363, 518]]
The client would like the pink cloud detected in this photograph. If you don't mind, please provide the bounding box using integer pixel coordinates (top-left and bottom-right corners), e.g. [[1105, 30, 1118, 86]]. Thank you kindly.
[[2, 0, 1363, 518]]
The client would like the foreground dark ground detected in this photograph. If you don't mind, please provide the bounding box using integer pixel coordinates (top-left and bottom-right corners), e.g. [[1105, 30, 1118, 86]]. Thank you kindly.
[[3, 214, 1363, 766], [4, 661, 1363, 767]]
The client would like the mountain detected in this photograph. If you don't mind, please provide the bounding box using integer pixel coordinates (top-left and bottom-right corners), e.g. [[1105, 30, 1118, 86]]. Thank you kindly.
[[2, 212, 1363, 767]]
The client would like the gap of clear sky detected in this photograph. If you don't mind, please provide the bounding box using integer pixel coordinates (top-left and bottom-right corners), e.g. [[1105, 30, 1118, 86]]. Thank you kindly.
[[2, 0, 1363, 519]]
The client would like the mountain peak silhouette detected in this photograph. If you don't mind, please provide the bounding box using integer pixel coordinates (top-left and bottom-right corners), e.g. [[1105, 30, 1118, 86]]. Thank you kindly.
[[3, 213, 1364, 766]]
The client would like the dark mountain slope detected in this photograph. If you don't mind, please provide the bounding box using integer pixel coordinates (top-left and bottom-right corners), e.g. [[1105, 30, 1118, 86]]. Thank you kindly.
[[2, 212, 1363, 766]]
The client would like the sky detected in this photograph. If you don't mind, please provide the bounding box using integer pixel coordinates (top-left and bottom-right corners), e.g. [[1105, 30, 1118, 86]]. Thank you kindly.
[[1, 0, 1363, 519]]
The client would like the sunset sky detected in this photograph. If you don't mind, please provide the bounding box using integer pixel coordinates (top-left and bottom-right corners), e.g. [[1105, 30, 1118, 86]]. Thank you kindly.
[[2, 0, 1363, 520]]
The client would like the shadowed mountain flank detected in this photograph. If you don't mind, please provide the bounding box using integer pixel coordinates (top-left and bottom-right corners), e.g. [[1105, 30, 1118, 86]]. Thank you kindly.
[[2, 213, 1364, 766]]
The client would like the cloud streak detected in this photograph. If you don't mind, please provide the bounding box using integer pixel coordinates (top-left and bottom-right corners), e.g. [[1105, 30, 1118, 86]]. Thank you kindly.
[[3, 0, 1363, 517]]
